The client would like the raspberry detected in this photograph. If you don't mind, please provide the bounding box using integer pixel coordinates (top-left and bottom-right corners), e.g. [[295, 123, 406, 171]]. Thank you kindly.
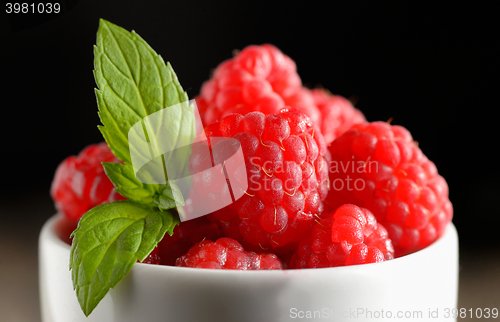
[[196, 44, 321, 126], [157, 216, 222, 266], [140, 247, 161, 264], [281, 87, 322, 128], [326, 121, 453, 256], [54, 216, 78, 245], [195, 44, 368, 147], [50, 142, 125, 222], [290, 204, 394, 268], [188, 110, 330, 252], [310, 88, 366, 145], [196, 44, 366, 146], [175, 237, 283, 270]]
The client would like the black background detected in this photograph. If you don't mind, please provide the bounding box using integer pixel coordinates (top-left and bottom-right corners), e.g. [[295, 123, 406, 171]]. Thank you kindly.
[[1, 2, 498, 250]]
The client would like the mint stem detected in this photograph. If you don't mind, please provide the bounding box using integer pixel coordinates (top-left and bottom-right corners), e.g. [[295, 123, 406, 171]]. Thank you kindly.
[[161, 154, 169, 183]]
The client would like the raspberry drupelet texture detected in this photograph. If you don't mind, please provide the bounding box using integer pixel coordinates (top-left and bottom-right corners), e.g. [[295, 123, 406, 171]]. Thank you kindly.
[[188, 110, 330, 252], [175, 237, 283, 270], [196, 44, 309, 125], [326, 121, 453, 256], [195, 44, 366, 144], [140, 247, 161, 265], [310, 89, 366, 145], [157, 216, 222, 266], [51, 142, 125, 222], [290, 204, 394, 268]]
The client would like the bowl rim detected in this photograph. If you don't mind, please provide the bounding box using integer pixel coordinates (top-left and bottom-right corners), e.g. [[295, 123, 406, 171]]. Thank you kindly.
[[43, 213, 457, 275]]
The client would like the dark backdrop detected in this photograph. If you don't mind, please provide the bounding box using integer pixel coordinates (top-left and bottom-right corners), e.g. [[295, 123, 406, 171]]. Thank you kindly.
[[1, 2, 498, 249]]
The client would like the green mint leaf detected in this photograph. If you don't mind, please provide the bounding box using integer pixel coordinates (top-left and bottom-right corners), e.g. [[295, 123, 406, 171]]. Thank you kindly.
[[102, 162, 186, 211], [69, 201, 178, 316], [154, 181, 185, 211], [94, 19, 195, 212], [94, 19, 189, 165], [102, 162, 158, 207]]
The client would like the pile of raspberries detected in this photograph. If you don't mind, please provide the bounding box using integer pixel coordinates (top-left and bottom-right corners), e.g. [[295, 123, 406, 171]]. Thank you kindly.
[[51, 45, 452, 270]]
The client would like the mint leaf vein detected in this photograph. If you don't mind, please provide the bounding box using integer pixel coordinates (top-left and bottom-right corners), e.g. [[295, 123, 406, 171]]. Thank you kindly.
[[70, 201, 178, 316]]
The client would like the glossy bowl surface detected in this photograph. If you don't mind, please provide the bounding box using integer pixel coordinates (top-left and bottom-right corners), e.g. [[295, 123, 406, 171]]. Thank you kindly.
[[39, 214, 458, 322]]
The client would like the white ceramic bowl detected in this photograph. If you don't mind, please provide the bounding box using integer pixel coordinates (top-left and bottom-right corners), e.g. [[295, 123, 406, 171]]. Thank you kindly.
[[39, 214, 458, 322]]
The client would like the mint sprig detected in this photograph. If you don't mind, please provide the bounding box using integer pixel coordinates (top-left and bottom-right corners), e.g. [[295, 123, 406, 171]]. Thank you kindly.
[[70, 201, 178, 316], [153, 181, 185, 211], [94, 19, 189, 164], [69, 19, 195, 316], [102, 162, 158, 206]]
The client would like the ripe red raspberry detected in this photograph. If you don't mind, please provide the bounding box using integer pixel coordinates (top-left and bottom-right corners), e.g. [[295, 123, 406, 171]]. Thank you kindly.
[[175, 237, 283, 270], [310, 88, 366, 145], [290, 204, 394, 268], [196, 44, 367, 146], [54, 216, 79, 245], [188, 110, 330, 252], [196, 44, 322, 127], [326, 121, 453, 256], [157, 216, 222, 266], [50, 142, 125, 222], [140, 247, 161, 264]]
